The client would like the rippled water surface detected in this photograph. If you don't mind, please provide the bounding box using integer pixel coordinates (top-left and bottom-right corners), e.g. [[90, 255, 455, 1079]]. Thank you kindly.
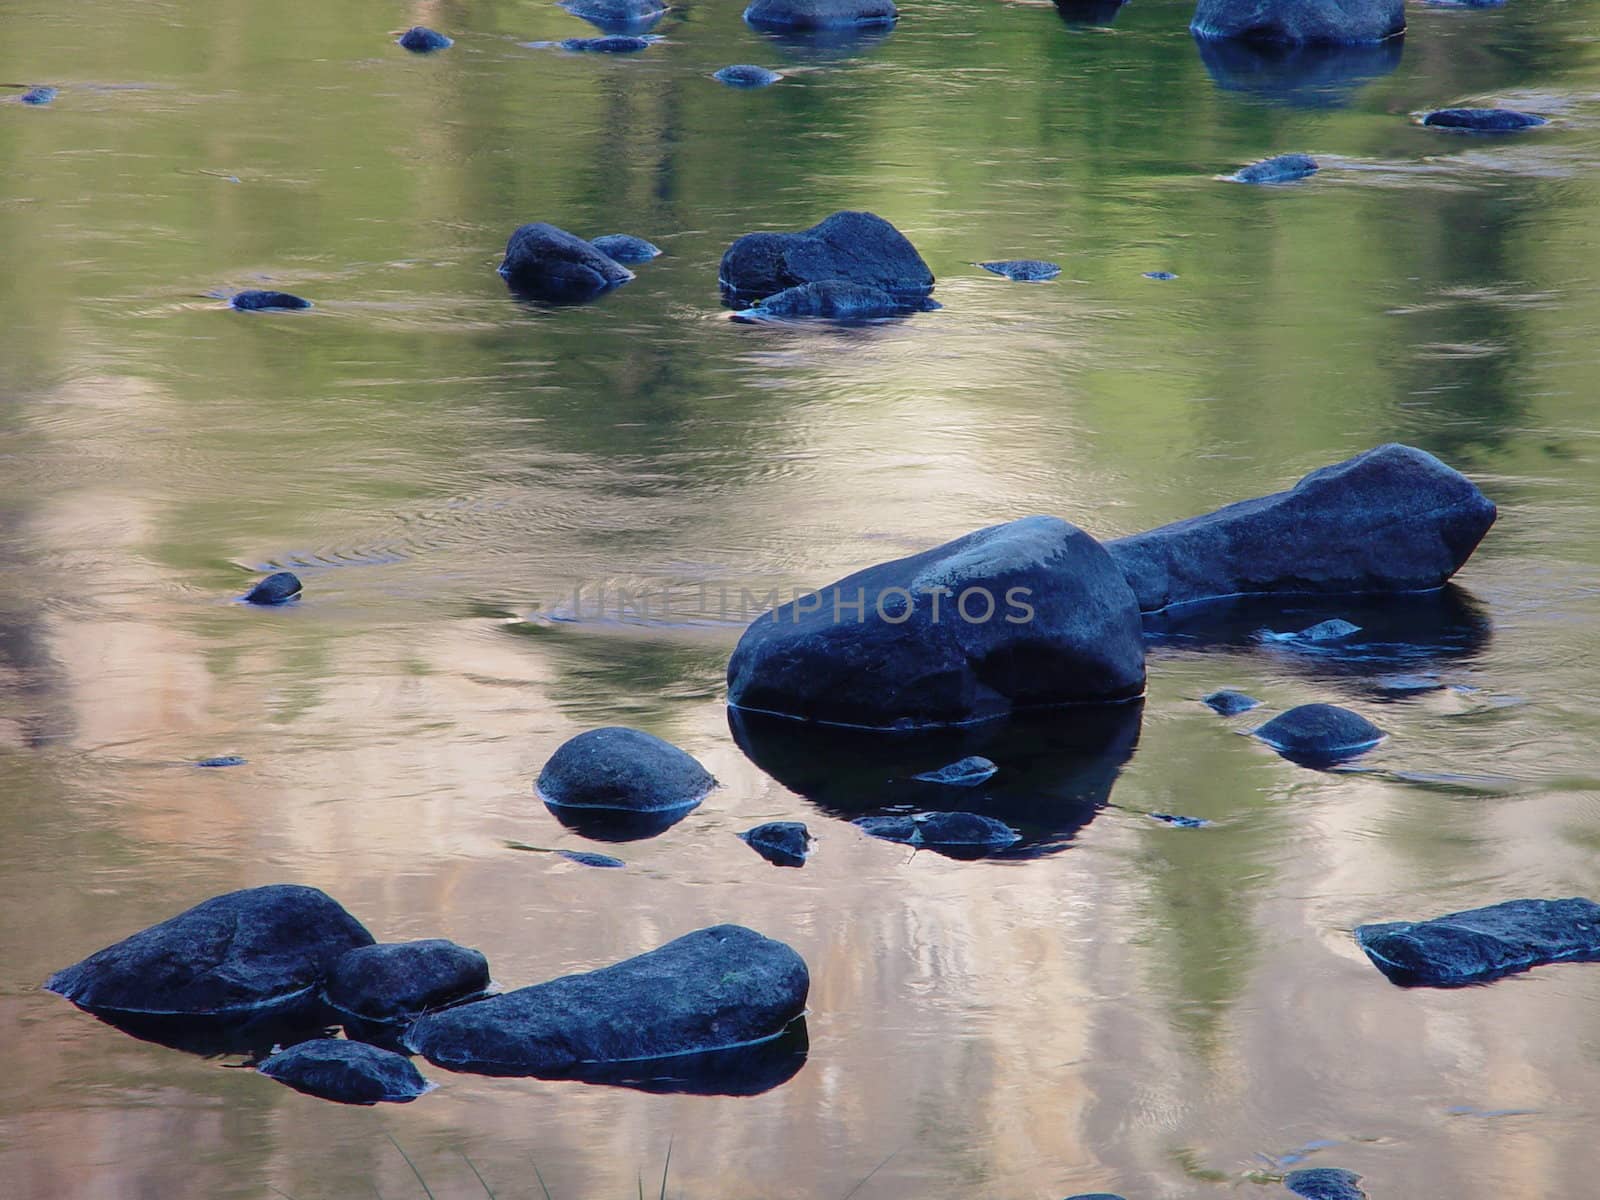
[[5, 0, 1600, 1196]]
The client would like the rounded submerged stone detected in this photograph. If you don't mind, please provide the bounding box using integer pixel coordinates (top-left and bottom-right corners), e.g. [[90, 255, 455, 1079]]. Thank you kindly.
[[537, 726, 715, 815], [854, 811, 1021, 854], [912, 755, 997, 786], [978, 259, 1061, 282], [1202, 689, 1261, 715], [398, 26, 453, 52], [243, 571, 302, 605], [231, 290, 312, 311], [498, 222, 635, 303], [1284, 1167, 1367, 1200], [195, 754, 247, 768], [323, 940, 490, 1026], [1252, 703, 1384, 764], [744, 0, 898, 30], [715, 64, 784, 88], [733, 280, 911, 323], [403, 924, 808, 1075], [739, 821, 813, 867], [21, 86, 58, 105], [1190, 0, 1404, 46], [1422, 107, 1546, 132], [1231, 153, 1318, 183], [560, 34, 657, 51], [720, 210, 934, 307], [44, 884, 374, 1024], [257, 1038, 432, 1104], [589, 233, 662, 263], [561, 0, 668, 29]]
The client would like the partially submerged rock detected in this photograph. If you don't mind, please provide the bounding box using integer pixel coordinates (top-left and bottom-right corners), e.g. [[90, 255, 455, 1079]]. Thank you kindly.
[[561, 0, 668, 32], [715, 64, 784, 88], [720, 210, 933, 307], [323, 940, 490, 1026], [257, 1038, 432, 1104], [1231, 153, 1319, 183], [1149, 812, 1210, 828], [243, 571, 302, 605], [978, 259, 1060, 282], [231, 290, 312, 311], [1198, 37, 1402, 109], [560, 35, 656, 52], [398, 26, 453, 52], [1422, 107, 1546, 132], [537, 727, 714, 839], [739, 821, 813, 866], [404, 925, 808, 1074], [1289, 618, 1361, 642], [1356, 898, 1600, 987], [913, 755, 997, 786], [589, 233, 661, 263], [45, 885, 373, 1026], [1106, 444, 1497, 613], [1373, 673, 1444, 697], [744, 0, 898, 30], [498, 222, 635, 303], [1201, 689, 1261, 715], [1252, 703, 1384, 764], [558, 849, 627, 867], [1191, 0, 1404, 45], [1144, 270, 1179, 280], [1284, 1167, 1366, 1200], [854, 811, 1021, 856], [195, 754, 247, 768], [726, 515, 1146, 729], [20, 86, 58, 105], [733, 280, 912, 323]]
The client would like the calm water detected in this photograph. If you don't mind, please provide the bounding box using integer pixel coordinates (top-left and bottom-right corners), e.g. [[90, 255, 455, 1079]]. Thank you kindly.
[[5, 0, 1600, 1196]]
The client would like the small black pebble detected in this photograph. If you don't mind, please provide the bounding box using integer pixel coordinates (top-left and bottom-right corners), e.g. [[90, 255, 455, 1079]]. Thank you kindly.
[[243, 571, 302, 605], [714, 64, 783, 88], [398, 26, 453, 53], [231, 290, 312, 312]]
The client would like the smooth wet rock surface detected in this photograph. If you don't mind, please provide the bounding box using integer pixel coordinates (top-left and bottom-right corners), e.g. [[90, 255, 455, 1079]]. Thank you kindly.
[[498, 222, 635, 302], [257, 1038, 431, 1104], [978, 259, 1061, 282], [560, 0, 667, 30], [1356, 897, 1600, 986], [740, 821, 813, 866], [720, 210, 933, 306], [1288, 618, 1362, 642], [323, 940, 490, 1025], [913, 755, 997, 786], [589, 233, 661, 263], [1149, 812, 1211, 828], [404, 925, 808, 1074], [726, 514, 1146, 728], [854, 811, 1021, 854], [537, 726, 715, 815], [45, 885, 373, 1022], [558, 849, 627, 867], [1202, 689, 1261, 715], [398, 26, 452, 52], [195, 754, 247, 768], [1232, 153, 1319, 183], [1107, 444, 1497, 613], [1423, 107, 1546, 131], [1283, 1167, 1366, 1200], [734, 280, 911, 322], [1191, 0, 1404, 45], [231, 290, 312, 311], [1252, 703, 1383, 763], [243, 571, 302, 605], [21, 86, 58, 105], [560, 35, 656, 52], [715, 64, 784, 88], [1143, 270, 1178, 280], [744, 0, 898, 30]]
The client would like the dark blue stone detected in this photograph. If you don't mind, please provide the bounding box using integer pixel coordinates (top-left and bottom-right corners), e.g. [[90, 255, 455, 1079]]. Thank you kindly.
[[1232, 153, 1319, 184], [589, 233, 661, 263], [1191, 0, 1403, 45], [1143, 270, 1178, 280], [398, 26, 453, 52], [715, 64, 784, 88], [744, 0, 898, 30], [243, 571, 302, 605], [231, 290, 312, 312], [560, 35, 655, 52], [20, 86, 58, 105], [740, 821, 813, 867], [560, 0, 667, 32], [324, 940, 490, 1026], [558, 849, 627, 867], [1252, 703, 1383, 764], [1357, 898, 1600, 987], [720, 210, 933, 307], [854, 811, 1020, 856], [1202, 689, 1260, 715], [1284, 1167, 1366, 1200], [1149, 812, 1211, 828], [979, 259, 1060, 282], [257, 1038, 431, 1104], [1423, 107, 1546, 132], [499, 222, 635, 303], [195, 755, 247, 768], [734, 280, 910, 322], [913, 756, 997, 786]]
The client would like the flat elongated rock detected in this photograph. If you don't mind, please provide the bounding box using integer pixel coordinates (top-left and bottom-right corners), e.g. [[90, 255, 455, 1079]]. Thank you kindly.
[[498, 222, 635, 303], [913, 755, 997, 786], [1144, 270, 1178, 280], [590, 233, 661, 263], [979, 259, 1061, 282], [1423, 107, 1546, 132], [727, 515, 1146, 729], [1191, 0, 1404, 45], [720, 210, 933, 306], [1202, 689, 1260, 715], [855, 811, 1021, 854], [1284, 1167, 1366, 1200], [257, 1039, 432, 1104], [1356, 898, 1600, 986], [21, 86, 58, 105], [1252, 703, 1383, 763], [715, 64, 783, 88], [231, 290, 312, 311], [1064, 1194, 1129, 1200], [1107, 444, 1497, 613], [744, 0, 898, 29], [404, 925, 808, 1074], [1294, 618, 1360, 642], [733, 280, 909, 322], [560, 35, 655, 52], [195, 754, 247, 768], [559, 849, 627, 867], [398, 26, 453, 52], [537, 727, 715, 815], [1150, 812, 1210, 828], [45, 885, 373, 1022], [243, 571, 302, 605], [739, 821, 813, 866], [1232, 153, 1318, 183], [324, 940, 490, 1025]]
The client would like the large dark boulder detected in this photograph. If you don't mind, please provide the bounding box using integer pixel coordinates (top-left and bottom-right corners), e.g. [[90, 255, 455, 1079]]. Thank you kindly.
[[720, 211, 932, 307], [45, 885, 373, 1025], [1356, 898, 1600, 986], [1106, 444, 1496, 613], [744, 0, 898, 30], [323, 940, 490, 1026], [498, 223, 635, 303], [537, 727, 715, 841], [727, 515, 1145, 729], [1251, 703, 1383, 764], [257, 1038, 433, 1104], [1190, 0, 1404, 45], [404, 925, 808, 1075]]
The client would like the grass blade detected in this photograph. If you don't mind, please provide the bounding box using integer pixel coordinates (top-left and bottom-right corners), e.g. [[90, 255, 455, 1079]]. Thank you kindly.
[[659, 1136, 673, 1200], [839, 1149, 898, 1200], [385, 1134, 438, 1200], [462, 1152, 497, 1199], [530, 1155, 555, 1200]]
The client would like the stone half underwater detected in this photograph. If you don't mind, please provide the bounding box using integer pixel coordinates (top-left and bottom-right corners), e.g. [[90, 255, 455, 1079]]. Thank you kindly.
[[719, 210, 935, 310], [536, 726, 716, 841], [498, 222, 635, 304], [1355, 897, 1600, 987]]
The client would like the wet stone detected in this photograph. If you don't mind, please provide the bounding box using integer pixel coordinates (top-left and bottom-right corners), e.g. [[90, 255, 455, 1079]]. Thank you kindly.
[[740, 821, 813, 867], [1423, 107, 1546, 132], [1356, 897, 1600, 987], [257, 1038, 432, 1105], [561, 0, 668, 29], [21, 86, 58, 105], [498, 222, 634, 303], [854, 811, 1021, 852], [560, 35, 656, 52], [1149, 812, 1211, 828], [913, 755, 998, 787], [231, 290, 312, 311], [715, 64, 784, 88], [1232, 153, 1319, 183], [1252, 703, 1384, 764], [1284, 1167, 1367, 1200], [194, 755, 247, 768], [398, 26, 453, 52], [734, 280, 910, 322], [558, 849, 627, 867], [537, 727, 715, 815], [743, 0, 899, 30], [589, 233, 661, 263], [1373, 673, 1444, 697], [323, 940, 490, 1025], [1291, 618, 1361, 642], [720, 210, 933, 307], [243, 571, 302, 605], [1202, 689, 1261, 715], [1191, 0, 1404, 45], [979, 259, 1061, 282], [1143, 270, 1178, 280]]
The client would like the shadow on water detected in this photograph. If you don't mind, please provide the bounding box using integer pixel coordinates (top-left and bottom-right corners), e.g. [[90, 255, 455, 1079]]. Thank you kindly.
[[1053, 0, 1127, 27], [1196, 36, 1404, 108], [755, 25, 895, 64], [729, 702, 1142, 856], [66, 1003, 336, 1059]]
